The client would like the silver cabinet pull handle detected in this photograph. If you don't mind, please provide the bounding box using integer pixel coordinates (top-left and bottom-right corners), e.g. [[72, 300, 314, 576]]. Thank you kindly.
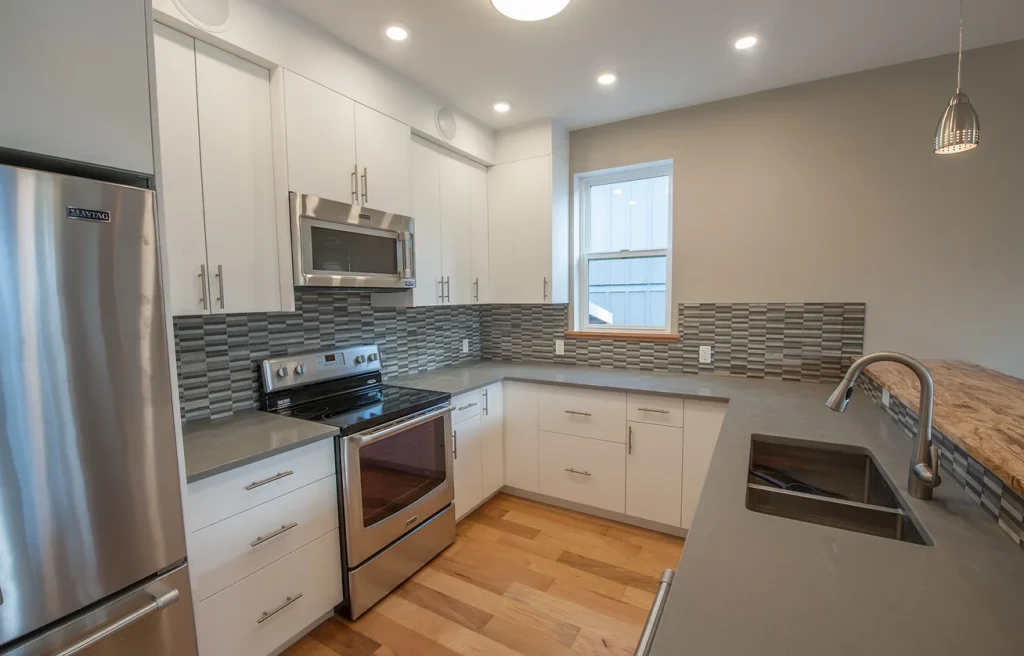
[[244, 470, 293, 491], [565, 468, 592, 477], [52, 590, 180, 656], [438, 277, 444, 302], [352, 164, 359, 203], [543, 276, 548, 301], [638, 407, 670, 414], [251, 522, 298, 548], [628, 425, 633, 455], [361, 167, 368, 203], [457, 402, 478, 412], [453, 429, 458, 460], [444, 276, 451, 302], [634, 570, 675, 656], [405, 515, 419, 526], [215, 264, 225, 310], [483, 389, 488, 415], [198, 264, 209, 310], [564, 410, 592, 417], [257, 593, 303, 625], [474, 278, 479, 302]]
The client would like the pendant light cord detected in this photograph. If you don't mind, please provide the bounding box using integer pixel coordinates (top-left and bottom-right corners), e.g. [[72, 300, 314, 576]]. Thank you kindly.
[[957, 0, 964, 92]]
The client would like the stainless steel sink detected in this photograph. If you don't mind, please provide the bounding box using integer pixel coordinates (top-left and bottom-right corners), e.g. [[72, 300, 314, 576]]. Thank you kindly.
[[745, 435, 932, 545]]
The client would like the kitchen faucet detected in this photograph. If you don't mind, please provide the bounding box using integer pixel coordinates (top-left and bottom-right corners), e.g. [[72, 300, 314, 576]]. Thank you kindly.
[[826, 352, 941, 500]]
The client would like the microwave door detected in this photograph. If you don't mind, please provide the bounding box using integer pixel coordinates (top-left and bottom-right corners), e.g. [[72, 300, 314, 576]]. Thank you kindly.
[[299, 218, 408, 288]]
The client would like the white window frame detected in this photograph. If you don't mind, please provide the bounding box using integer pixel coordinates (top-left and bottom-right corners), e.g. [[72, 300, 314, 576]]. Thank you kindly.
[[575, 160, 674, 334]]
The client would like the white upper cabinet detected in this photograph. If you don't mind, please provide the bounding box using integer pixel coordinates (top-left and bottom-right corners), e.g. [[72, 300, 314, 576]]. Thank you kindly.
[[409, 139, 443, 307], [0, 0, 153, 173], [154, 27, 286, 316], [440, 153, 473, 306], [354, 103, 411, 217], [468, 163, 490, 304], [281, 71, 357, 204], [153, 25, 208, 317]]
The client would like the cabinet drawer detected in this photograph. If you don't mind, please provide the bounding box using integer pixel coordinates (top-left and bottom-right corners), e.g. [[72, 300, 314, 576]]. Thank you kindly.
[[196, 529, 343, 656], [190, 474, 339, 602], [538, 386, 626, 443], [627, 393, 685, 428], [538, 431, 625, 513], [187, 439, 336, 532], [452, 389, 482, 424]]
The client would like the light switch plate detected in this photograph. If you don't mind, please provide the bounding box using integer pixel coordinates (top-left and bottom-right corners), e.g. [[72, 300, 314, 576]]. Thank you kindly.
[[881, 388, 891, 408], [699, 345, 713, 364], [462, 339, 469, 353], [555, 339, 565, 356]]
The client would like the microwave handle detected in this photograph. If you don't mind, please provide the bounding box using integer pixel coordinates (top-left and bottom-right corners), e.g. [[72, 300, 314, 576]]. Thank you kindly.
[[355, 403, 451, 448], [399, 231, 414, 279]]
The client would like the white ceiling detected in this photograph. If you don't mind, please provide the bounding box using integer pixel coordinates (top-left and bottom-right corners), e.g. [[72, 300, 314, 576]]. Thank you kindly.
[[276, 0, 1024, 130]]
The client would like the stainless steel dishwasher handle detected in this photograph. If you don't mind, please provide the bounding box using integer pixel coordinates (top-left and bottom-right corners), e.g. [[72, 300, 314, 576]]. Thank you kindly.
[[633, 569, 674, 656], [51, 590, 180, 656]]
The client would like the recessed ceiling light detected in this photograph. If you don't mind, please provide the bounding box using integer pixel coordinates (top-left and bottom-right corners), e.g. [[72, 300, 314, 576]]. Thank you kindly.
[[493, 101, 512, 113], [385, 25, 409, 41], [612, 189, 623, 195], [734, 35, 758, 50], [491, 0, 571, 22], [628, 200, 638, 206], [597, 72, 617, 86]]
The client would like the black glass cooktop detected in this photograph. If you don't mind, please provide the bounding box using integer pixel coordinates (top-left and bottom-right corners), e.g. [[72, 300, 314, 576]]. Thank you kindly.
[[264, 377, 450, 437]]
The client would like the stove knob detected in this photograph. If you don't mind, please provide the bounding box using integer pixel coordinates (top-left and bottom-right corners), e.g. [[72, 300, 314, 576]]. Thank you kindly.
[[354, 355, 367, 365], [295, 364, 307, 375], [276, 366, 288, 379], [367, 353, 379, 362]]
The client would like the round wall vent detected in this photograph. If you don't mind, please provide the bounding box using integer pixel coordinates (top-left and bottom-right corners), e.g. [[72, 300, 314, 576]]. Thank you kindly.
[[172, 0, 231, 33], [436, 107, 457, 142]]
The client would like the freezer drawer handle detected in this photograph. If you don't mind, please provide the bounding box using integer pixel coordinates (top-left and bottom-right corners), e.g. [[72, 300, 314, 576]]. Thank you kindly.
[[51, 589, 180, 656], [633, 569, 674, 656], [251, 522, 299, 547], [244, 470, 294, 491], [257, 593, 303, 625]]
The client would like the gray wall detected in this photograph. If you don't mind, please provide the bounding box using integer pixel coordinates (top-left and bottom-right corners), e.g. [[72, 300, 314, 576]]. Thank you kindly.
[[570, 40, 1024, 378]]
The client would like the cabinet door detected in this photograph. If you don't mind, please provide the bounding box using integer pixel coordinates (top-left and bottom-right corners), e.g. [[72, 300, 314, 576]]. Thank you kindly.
[[626, 422, 683, 526], [153, 25, 209, 317], [453, 415, 483, 521], [503, 382, 539, 492], [195, 41, 282, 314], [513, 155, 554, 303], [282, 71, 357, 203], [486, 162, 518, 303], [440, 153, 473, 306], [410, 138, 443, 306], [468, 162, 490, 304], [480, 383, 505, 497], [681, 400, 727, 529], [354, 103, 411, 217]]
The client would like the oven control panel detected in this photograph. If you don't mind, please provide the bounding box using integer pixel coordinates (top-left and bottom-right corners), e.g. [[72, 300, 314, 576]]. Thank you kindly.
[[261, 344, 382, 393]]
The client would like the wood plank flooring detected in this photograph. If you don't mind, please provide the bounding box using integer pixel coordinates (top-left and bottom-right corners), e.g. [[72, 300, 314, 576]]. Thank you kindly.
[[283, 494, 684, 656]]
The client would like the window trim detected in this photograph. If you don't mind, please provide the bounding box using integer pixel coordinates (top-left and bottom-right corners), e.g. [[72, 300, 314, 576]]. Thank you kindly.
[[574, 160, 674, 335]]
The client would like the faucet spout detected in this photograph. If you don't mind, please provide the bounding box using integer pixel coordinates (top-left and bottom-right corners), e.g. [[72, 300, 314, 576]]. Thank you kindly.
[[826, 352, 940, 500]]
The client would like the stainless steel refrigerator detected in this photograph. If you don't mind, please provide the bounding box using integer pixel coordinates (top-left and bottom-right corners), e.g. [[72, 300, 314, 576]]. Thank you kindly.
[[0, 164, 197, 655]]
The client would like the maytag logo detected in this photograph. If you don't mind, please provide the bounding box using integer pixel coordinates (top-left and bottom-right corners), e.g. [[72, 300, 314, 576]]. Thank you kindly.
[[67, 207, 111, 222]]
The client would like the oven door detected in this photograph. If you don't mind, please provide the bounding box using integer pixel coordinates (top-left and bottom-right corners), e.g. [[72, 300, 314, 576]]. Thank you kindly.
[[292, 192, 415, 289], [340, 403, 453, 567]]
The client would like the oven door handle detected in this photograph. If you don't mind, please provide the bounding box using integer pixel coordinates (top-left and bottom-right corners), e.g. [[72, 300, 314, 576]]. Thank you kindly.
[[355, 403, 452, 448]]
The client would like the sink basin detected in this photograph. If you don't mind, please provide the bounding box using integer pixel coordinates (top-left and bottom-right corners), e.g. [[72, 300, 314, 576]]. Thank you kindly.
[[745, 435, 931, 546]]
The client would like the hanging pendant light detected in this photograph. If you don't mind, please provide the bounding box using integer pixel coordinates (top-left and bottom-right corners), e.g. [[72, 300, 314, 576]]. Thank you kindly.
[[934, 0, 980, 154]]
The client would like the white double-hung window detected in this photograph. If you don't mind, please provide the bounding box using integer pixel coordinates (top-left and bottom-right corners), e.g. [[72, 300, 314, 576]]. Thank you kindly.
[[576, 160, 673, 333]]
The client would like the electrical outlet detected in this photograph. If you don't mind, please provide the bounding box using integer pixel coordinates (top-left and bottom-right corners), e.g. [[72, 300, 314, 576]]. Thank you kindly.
[[462, 339, 469, 354], [699, 345, 713, 364], [881, 388, 891, 408], [555, 339, 565, 356]]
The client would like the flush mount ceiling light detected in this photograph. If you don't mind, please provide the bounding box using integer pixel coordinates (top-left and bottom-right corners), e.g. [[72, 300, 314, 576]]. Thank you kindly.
[[491, 0, 571, 22], [385, 25, 409, 41], [734, 35, 758, 50], [597, 72, 617, 86], [493, 101, 512, 113], [934, 0, 980, 154]]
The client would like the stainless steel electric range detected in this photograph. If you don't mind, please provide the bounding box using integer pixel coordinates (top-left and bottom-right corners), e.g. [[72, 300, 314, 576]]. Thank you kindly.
[[260, 345, 455, 619]]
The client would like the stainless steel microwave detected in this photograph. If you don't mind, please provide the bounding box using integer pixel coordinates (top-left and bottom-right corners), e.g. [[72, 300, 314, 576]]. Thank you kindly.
[[291, 192, 415, 289]]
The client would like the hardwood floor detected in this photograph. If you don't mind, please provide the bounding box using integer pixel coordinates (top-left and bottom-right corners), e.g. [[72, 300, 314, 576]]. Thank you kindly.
[[283, 494, 684, 656]]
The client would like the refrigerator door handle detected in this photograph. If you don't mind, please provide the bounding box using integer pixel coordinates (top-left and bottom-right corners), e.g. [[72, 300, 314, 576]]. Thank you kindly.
[[50, 590, 180, 656]]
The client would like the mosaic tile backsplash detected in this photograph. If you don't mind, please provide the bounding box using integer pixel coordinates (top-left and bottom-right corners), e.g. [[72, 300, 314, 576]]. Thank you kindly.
[[173, 291, 480, 422], [480, 302, 866, 382], [858, 375, 1024, 550]]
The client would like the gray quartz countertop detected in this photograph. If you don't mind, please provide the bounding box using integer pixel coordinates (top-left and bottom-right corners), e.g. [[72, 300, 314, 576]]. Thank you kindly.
[[391, 361, 1024, 655], [182, 409, 338, 483]]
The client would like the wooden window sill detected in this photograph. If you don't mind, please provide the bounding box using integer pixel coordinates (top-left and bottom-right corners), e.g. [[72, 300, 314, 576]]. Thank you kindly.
[[564, 331, 680, 343]]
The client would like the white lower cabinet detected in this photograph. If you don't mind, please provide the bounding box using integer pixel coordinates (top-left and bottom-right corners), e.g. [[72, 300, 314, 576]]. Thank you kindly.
[[626, 422, 683, 526], [538, 431, 626, 514], [453, 414, 483, 521], [681, 400, 728, 530], [503, 381, 540, 492], [480, 383, 505, 496], [195, 529, 342, 656]]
